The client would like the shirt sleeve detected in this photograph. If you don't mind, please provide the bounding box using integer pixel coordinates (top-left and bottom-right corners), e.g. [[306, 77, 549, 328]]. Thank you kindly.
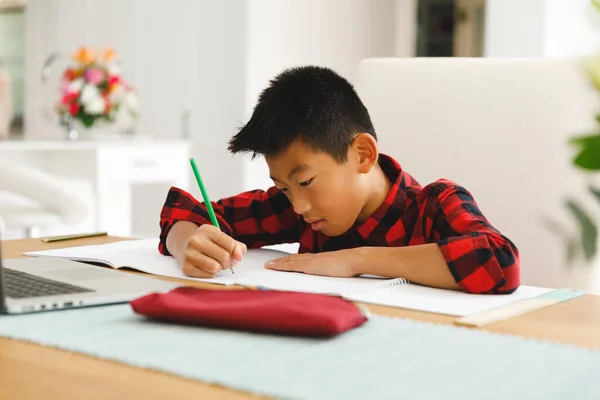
[[418, 179, 520, 294], [158, 186, 301, 255]]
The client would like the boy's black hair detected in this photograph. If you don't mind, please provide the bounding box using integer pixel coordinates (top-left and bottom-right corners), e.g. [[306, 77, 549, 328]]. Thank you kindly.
[[228, 65, 376, 163]]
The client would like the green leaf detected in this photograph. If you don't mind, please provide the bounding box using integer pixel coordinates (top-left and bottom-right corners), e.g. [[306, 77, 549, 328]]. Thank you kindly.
[[590, 185, 600, 202], [565, 199, 598, 261], [566, 236, 580, 267], [571, 134, 600, 170], [79, 113, 95, 128], [541, 216, 568, 240], [541, 216, 580, 267], [593, 0, 600, 11], [574, 147, 600, 170], [569, 133, 600, 147]]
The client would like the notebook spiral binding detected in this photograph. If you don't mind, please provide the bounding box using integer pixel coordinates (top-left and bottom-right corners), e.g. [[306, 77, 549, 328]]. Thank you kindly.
[[380, 277, 410, 287]]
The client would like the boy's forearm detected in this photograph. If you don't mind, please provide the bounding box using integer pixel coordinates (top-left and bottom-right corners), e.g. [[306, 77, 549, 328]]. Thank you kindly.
[[165, 221, 199, 258], [352, 244, 460, 290]]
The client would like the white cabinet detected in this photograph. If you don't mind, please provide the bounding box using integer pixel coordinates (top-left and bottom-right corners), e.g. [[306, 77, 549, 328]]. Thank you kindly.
[[0, 139, 190, 238]]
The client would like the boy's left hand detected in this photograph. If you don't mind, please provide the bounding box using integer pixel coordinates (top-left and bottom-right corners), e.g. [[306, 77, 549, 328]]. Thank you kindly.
[[264, 249, 358, 277]]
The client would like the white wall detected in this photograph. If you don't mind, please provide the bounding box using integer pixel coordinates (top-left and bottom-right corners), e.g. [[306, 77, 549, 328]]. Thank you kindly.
[[241, 0, 397, 192], [393, 0, 417, 57], [544, 0, 600, 56], [244, 0, 395, 117], [175, 0, 247, 200], [486, 0, 600, 57], [484, 0, 547, 57]]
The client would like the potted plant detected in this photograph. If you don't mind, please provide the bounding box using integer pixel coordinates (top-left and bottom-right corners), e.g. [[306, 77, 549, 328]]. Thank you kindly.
[[546, 2, 600, 293]]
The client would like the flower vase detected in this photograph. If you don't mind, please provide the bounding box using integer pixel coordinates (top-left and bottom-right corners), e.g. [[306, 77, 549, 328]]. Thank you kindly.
[[62, 114, 134, 141], [65, 120, 80, 141], [60, 113, 81, 141]]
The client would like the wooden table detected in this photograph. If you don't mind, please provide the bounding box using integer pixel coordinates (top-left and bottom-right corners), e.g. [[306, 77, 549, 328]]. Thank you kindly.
[[1, 237, 599, 399]]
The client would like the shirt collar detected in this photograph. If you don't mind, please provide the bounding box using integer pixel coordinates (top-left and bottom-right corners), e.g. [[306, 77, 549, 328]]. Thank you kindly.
[[355, 153, 414, 241]]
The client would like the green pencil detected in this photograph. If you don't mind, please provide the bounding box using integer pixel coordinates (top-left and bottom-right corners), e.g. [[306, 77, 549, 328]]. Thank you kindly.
[[189, 158, 235, 274]]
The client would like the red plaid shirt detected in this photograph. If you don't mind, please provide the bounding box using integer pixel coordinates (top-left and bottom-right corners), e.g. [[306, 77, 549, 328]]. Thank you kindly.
[[159, 154, 520, 294]]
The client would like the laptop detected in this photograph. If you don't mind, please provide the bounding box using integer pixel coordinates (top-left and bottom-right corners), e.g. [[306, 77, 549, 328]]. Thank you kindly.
[[0, 234, 178, 314]]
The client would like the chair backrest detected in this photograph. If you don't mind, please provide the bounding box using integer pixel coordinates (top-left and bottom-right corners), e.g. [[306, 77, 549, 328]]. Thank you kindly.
[[356, 57, 600, 290]]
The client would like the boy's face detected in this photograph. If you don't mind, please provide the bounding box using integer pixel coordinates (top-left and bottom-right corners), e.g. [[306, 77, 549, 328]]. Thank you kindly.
[[267, 140, 371, 237]]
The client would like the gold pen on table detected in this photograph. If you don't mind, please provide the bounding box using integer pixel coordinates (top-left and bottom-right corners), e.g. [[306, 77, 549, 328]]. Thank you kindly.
[[41, 232, 109, 243]]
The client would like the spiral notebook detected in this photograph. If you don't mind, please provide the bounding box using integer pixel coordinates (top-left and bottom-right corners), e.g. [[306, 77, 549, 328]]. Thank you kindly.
[[24, 239, 550, 316], [23, 239, 404, 297]]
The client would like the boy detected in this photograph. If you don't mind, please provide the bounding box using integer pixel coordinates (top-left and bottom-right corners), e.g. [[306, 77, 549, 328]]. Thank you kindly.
[[159, 66, 520, 294]]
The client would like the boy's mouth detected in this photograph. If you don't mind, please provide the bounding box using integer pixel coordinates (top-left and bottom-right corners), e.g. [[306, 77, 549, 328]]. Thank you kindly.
[[306, 219, 326, 231]]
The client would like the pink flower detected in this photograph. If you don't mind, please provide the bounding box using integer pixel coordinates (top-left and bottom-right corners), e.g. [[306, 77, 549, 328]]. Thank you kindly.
[[84, 67, 105, 85], [60, 80, 70, 95], [61, 92, 78, 106]]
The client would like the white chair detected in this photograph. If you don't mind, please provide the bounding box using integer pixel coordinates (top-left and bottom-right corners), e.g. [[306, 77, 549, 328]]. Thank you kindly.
[[356, 57, 600, 293], [0, 162, 94, 238]]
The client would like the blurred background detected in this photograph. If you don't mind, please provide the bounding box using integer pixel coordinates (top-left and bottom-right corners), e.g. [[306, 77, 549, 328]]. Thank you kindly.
[[1, 0, 599, 293]]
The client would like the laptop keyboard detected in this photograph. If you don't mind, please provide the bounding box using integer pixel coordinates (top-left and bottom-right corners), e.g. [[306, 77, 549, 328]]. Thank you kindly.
[[4, 268, 95, 299]]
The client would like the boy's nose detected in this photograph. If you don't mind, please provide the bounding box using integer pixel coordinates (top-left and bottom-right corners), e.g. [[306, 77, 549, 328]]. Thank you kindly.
[[291, 195, 312, 216]]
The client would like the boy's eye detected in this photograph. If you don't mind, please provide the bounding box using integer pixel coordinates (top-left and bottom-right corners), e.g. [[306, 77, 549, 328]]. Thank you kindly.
[[299, 177, 314, 187], [279, 187, 289, 193]]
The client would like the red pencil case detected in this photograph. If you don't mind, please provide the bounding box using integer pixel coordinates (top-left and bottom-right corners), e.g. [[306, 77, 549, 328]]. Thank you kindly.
[[130, 286, 369, 337]]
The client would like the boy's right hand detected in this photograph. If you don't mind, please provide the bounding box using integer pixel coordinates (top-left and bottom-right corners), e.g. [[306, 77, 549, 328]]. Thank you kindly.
[[176, 224, 247, 278]]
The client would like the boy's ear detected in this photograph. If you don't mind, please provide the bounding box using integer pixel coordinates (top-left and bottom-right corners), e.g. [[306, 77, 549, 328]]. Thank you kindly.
[[351, 133, 379, 174]]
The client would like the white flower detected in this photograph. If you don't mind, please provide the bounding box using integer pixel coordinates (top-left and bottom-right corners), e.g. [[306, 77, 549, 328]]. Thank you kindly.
[[123, 91, 138, 112], [79, 84, 100, 106], [109, 84, 125, 104], [107, 62, 121, 77], [84, 97, 106, 115], [67, 78, 84, 93]]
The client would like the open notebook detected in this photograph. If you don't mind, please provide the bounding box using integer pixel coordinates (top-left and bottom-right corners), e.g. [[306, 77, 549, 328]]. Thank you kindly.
[[24, 239, 552, 316], [23, 239, 402, 296]]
